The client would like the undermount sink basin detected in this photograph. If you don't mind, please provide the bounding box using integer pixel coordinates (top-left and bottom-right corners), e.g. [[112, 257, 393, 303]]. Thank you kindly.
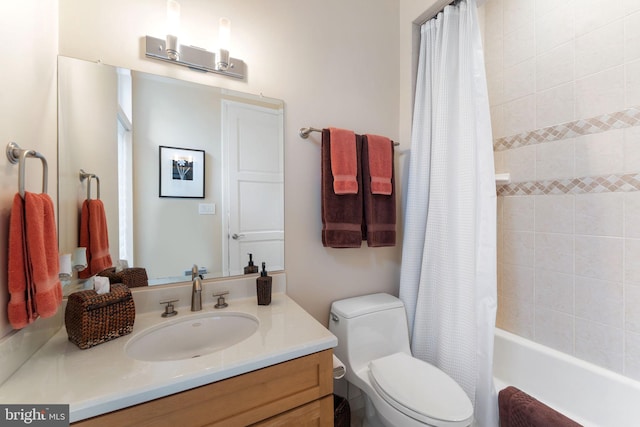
[[125, 311, 259, 362]]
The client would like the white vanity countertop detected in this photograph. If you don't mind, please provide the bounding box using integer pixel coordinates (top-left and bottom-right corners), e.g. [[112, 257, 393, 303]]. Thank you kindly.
[[0, 293, 337, 423]]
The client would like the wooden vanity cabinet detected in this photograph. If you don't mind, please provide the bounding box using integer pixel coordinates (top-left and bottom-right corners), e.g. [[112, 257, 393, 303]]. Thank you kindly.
[[73, 349, 334, 427]]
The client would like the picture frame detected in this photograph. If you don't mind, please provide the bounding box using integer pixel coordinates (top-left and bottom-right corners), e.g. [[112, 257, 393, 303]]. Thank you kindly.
[[159, 146, 205, 198]]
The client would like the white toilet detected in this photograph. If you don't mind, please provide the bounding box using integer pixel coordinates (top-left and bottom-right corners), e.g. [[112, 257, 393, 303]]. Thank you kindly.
[[329, 293, 474, 427]]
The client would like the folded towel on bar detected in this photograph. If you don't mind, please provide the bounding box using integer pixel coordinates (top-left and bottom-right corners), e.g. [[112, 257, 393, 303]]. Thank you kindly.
[[329, 127, 359, 194], [364, 134, 393, 195], [8, 194, 36, 329], [499, 386, 583, 427], [322, 128, 363, 248], [7, 192, 63, 329], [78, 199, 113, 278], [362, 135, 396, 247]]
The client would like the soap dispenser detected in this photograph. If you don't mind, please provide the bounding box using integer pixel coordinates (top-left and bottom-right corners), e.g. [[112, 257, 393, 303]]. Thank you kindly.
[[256, 262, 272, 305], [244, 253, 258, 274]]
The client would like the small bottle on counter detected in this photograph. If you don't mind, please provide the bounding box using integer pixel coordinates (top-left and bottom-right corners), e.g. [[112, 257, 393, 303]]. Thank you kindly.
[[256, 262, 272, 305], [244, 253, 259, 274]]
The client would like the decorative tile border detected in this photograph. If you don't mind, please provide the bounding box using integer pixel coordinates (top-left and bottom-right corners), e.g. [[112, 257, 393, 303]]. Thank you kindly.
[[497, 173, 640, 196], [494, 106, 640, 152]]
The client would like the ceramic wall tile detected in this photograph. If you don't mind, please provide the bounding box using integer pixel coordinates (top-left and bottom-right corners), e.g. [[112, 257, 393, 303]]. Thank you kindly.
[[625, 12, 640, 62], [536, 42, 574, 92], [575, 66, 625, 119], [575, 0, 624, 37], [574, 129, 625, 177], [504, 22, 535, 68], [502, 264, 534, 302], [536, 2, 575, 54], [575, 318, 624, 373], [575, 276, 623, 327], [503, 95, 536, 136], [536, 83, 575, 129], [624, 238, 640, 285], [625, 59, 640, 108], [574, 192, 624, 237], [535, 195, 574, 234], [624, 192, 640, 239], [503, 0, 534, 35], [575, 236, 623, 282], [535, 138, 575, 180], [534, 307, 574, 354], [535, 232, 575, 274], [503, 196, 534, 231], [503, 144, 536, 182], [575, 20, 624, 79], [503, 230, 534, 267], [624, 330, 640, 381], [535, 269, 574, 314], [503, 58, 535, 102]]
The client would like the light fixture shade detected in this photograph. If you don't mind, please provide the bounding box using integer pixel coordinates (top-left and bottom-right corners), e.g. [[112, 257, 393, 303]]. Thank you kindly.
[[217, 17, 231, 71], [219, 17, 231, 50], [166, 0, 181, 36], [166, 0, 180, 60]]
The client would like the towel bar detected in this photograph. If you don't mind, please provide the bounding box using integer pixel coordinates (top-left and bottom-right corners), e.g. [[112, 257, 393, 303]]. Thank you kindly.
[[6, 142, 48, 197], [79, 169, 101, 200], [299, 127, 400, 146]]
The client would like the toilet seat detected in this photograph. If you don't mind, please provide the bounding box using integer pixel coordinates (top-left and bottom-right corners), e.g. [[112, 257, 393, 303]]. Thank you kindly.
[[368, 352, 474, 425]]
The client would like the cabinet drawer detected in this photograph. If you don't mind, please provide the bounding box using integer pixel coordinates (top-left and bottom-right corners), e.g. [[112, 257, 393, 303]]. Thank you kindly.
[[250, 395, 333, 427]]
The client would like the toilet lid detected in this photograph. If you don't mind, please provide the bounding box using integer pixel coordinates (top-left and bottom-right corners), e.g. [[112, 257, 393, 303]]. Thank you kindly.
[[369, 352, 474, 425]]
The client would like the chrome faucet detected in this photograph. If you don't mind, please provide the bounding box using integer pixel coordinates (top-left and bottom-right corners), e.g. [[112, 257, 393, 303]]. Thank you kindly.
[[191, 276, 202, 311], [191, 264, 199, 281]]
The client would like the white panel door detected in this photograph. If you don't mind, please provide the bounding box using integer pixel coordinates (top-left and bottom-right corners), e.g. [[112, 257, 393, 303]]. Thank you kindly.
[[222, 100, 284, 276]]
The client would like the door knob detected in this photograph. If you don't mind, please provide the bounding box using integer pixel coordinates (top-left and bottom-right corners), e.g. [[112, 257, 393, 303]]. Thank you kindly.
[[232, 233, 245, 240]]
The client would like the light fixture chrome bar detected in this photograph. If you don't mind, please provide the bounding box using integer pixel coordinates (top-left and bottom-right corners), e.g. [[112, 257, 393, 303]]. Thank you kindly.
[[145, 35, 246, 79]]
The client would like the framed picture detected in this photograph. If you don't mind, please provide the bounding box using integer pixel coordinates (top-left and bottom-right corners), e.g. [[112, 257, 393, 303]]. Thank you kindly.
[[159, 146, 205, 198]]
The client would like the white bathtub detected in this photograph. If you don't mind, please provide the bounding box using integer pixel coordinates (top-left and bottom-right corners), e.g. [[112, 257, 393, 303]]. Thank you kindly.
[[493, 328, 640, 427]]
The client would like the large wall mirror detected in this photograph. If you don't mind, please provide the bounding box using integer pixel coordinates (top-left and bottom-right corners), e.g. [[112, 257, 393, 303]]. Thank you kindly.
[[58, 56, 284, 290]]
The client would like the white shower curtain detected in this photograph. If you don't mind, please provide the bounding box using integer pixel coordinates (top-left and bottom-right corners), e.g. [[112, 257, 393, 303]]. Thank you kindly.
[[398, 0, 498, 426]]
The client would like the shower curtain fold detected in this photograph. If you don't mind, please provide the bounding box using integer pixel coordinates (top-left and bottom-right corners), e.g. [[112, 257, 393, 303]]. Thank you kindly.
[[398, 0, 498, 426]]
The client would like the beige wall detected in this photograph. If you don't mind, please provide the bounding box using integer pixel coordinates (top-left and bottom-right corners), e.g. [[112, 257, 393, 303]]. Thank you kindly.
[[488, 0, 640, 380], [58, 0, 403, 324], [0, 0, 453, 380], [0, 0, 60, 381]]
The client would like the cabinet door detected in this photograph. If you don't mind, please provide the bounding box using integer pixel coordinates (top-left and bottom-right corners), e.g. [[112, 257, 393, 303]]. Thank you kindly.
[[249, 395, 334, 427]]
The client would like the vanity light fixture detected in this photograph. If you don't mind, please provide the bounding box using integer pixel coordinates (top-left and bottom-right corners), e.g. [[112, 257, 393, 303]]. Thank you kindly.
[[145, 1, 246, 79]]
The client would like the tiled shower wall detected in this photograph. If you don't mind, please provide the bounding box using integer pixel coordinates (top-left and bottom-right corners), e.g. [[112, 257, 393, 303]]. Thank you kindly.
[[485, 0, 640, 379]]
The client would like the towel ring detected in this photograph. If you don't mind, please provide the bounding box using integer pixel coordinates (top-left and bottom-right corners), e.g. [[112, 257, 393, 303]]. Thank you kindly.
[[6, 142, 48, 198], [79, 169, 101, 200]]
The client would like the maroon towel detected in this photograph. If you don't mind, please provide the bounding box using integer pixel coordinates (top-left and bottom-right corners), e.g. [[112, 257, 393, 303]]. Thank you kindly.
[[499, 386, 583, 427], [362, 135, 396, 247], [322, 129, 363, 248]]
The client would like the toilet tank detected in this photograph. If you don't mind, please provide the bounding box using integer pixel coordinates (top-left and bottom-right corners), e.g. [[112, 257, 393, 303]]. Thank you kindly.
[[329, 293, 412, 374]]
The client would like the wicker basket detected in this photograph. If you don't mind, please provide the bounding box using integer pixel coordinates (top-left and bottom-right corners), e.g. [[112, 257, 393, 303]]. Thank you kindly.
[[65, 283, 135, 349], [97, 267, 148, 288]]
